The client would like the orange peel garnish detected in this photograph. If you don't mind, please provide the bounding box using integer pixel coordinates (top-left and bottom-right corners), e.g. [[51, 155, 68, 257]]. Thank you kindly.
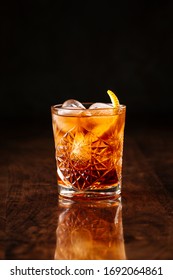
[[107, 90, 120, 108]]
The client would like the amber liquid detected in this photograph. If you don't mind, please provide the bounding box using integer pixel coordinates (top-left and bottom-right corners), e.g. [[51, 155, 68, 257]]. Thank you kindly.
[[52, 105, 126, 195]]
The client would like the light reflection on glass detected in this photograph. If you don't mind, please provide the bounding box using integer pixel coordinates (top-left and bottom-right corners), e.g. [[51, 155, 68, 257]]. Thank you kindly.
[[54, 198, 126, 260]]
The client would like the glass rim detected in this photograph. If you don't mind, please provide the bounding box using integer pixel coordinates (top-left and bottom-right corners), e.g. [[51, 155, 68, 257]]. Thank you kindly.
[[51, 103, 126, 117], [51, 103, 126, 111]]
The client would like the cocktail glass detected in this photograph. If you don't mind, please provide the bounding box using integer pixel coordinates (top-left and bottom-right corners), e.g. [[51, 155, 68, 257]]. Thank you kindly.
[[51, 101, 126, 200]]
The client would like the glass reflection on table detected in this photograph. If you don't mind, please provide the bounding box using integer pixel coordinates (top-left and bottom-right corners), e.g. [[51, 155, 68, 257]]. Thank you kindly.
[[54, 198, 126, 260]]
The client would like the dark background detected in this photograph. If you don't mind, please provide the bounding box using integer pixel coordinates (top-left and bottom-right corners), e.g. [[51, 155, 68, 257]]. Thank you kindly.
[[1, 1, 173, 260], [1, 1, 173, 126]]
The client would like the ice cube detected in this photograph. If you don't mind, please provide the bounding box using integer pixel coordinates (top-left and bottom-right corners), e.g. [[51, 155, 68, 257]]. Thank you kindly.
[[81, 103, 113, 117], [62, 99, 86, 109], [58, 99, 86, 116], [89, 102, 113, 109], [80, 102, 118, 135], [87, 102, 116, 116], [58, 108, 84, 116]]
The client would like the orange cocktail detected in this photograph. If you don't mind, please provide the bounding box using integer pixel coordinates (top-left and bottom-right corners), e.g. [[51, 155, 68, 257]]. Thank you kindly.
[[51, 91, 126, 199]]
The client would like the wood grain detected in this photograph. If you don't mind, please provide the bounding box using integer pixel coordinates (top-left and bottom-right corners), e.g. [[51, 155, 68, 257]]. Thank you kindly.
[[122, 127, 173, 259], [0, 122, 173, 259]]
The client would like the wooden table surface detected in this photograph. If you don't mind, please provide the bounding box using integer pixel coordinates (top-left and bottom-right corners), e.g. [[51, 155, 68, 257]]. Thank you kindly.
[[0, 119, 173, 260]]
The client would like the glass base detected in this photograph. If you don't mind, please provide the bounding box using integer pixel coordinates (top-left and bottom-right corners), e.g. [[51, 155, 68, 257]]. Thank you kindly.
[[58, 184, 121, 201]]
